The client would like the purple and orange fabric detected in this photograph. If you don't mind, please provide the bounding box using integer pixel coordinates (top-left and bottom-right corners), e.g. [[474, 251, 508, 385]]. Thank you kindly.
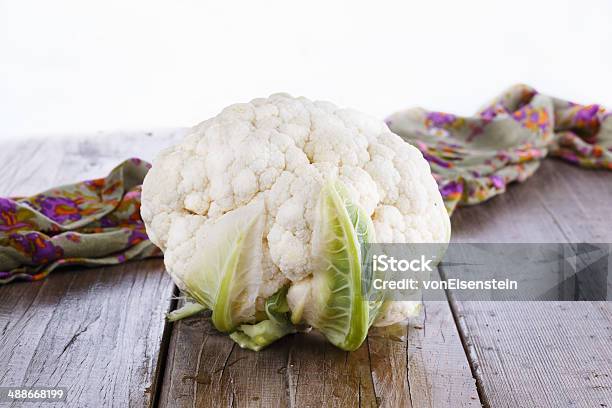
[[0, 159, 160, 283], [386, 84, 612, 214]]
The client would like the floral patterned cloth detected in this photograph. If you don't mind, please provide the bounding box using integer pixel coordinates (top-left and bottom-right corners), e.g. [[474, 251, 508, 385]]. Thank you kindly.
[[386, 84, 612, 214], [0, 158, 160, 284], [1, 85, 610, 284]]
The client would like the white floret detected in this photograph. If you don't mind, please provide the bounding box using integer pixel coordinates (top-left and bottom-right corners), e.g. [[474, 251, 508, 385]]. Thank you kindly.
[[374, 301, 422, 327]]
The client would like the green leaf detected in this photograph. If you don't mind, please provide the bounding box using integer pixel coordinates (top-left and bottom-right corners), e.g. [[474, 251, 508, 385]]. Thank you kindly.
[[230, 287, 296, 351], [307, 180, 379, 351], [180, 200, 265, 332], [166, 301, 206, 322]]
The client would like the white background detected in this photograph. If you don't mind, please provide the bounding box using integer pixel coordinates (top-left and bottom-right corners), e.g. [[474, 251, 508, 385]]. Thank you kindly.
[[1, 0, 611, 140]]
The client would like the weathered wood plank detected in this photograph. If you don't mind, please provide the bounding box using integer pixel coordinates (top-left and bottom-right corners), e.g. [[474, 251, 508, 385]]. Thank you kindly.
[[450, 159, 612, 408], [0, 139, 67, 197], [0, 129, 186, 197], [0, 260, 174, 408], [449, 300, 612, 408], [0, 135, 180, 407], [367, 327, 411, 408], [286, 331, 377, 408], [158, 307, 290, 408], [368, 270, 479, 408], [223, 338, 291, 408], [405, 300, 480, 408], [162, 274, 479, 408]]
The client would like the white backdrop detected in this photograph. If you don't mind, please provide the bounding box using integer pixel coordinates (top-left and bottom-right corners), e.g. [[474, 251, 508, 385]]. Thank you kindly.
[[1, 0, 611, 140]]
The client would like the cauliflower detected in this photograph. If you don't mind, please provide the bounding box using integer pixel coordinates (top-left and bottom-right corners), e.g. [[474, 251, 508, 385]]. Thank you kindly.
[[141, 93, 450, 351]]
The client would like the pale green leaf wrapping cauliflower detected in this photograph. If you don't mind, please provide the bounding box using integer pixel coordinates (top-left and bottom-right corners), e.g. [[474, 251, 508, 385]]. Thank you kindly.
[[141, 94, 451, 351]]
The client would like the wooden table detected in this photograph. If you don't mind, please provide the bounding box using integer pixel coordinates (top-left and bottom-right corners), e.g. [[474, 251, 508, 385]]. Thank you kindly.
[[0, 131, 610, 408]]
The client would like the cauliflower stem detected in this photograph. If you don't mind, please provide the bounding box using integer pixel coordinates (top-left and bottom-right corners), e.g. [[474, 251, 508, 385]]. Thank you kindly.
[[166, 301, 206, 322], [230, 286, 296, 351]]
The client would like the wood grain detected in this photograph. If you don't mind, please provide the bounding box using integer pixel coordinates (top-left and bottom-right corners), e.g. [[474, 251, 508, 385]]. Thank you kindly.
[[286, 331, 378, 407], [0, 130, 186, 197], [450, 159, 612, 408], [158, 307, 290, 408], [0, 260, 174, 408], [0, 135, 179, 407], [160, 271, 479, 408], [160, 314, 234, 407], [369, 269, 479, 408]]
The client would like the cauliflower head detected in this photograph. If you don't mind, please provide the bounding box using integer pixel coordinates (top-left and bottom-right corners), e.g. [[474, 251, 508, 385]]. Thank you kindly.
[[141, 93, 450, 350]]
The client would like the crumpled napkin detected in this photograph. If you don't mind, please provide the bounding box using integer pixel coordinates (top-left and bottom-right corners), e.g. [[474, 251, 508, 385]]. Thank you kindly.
[[386, 84, 612, 214], [1, 85, 610, 283], [0, 158, 160, 283]]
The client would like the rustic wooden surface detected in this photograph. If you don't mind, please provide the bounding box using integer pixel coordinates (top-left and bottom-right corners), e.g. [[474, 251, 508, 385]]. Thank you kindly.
[[159, 268, 479, 408], [1, 134, 611, 407], [450, 160, 612, 408], [0, 133, 180, 408], [0, 260, 173, 408]]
